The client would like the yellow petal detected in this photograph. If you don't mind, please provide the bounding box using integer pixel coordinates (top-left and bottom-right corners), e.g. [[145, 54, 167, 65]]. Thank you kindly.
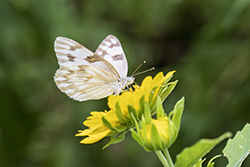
[[80, 129, 110, 144]]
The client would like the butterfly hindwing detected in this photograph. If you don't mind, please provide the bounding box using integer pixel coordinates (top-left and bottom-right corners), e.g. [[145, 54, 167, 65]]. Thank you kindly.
[[54, 37, 121, 101], [54, 65, 117, 101], [95, 35, 128, 78]]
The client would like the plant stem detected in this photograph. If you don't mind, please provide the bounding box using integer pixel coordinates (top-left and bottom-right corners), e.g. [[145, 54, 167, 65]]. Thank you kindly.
[[163, 148, 174, 167], [155, 151, 170, 167]]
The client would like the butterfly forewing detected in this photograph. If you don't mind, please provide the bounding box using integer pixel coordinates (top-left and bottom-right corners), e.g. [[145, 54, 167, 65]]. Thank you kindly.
[[54, 37, 93, 67], [55, 37, 120, 77], [95, 35, 128, 78]]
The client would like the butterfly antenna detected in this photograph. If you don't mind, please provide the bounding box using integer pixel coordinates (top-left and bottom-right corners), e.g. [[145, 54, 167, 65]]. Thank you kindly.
[[132, 67, 155, 77], [131, 61, 146, 76]]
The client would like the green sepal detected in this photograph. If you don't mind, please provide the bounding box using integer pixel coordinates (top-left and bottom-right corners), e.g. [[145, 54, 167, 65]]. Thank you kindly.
[[131, 128, 152, 152], [131, 129, 144, 148], [159, 80, 178, 103], [102, 129, 129, 150], [102, 116, 119, 133], [130, 111, 150, 152], [162, 72, 175, 84], [156, 95, 164, 119], [139, 95, 145, 117], [115, 102, 127, 123], [148, 86, 158, 105], [169, 97, 185, 143], [148, 86, 161, 115], [130, 111, 139, 130], [144, 100, 152, 125], [149, 81, 177, 116], [151, 122, 163, 151], [175, 132, 232, 167], [128, 104, 139, 122]]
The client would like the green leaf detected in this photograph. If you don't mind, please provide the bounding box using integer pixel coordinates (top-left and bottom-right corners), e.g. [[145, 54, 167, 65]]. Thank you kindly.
[[175, 132, 232, 167], [223, 123, 250, 167]]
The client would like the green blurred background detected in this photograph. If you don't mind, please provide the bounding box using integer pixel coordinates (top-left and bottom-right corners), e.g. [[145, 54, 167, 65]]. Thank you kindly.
[[1, 0, 250, 166]]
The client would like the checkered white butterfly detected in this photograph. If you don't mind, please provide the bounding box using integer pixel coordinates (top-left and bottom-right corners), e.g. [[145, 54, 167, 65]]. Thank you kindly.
[[54, 35, 134, 101]]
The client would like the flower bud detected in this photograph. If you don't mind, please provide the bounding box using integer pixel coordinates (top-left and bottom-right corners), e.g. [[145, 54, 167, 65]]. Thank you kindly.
[[131, 97, 184, 151]]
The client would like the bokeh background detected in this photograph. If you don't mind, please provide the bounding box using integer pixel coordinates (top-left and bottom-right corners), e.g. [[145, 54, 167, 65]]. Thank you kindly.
[[1, 0, 250, 166]]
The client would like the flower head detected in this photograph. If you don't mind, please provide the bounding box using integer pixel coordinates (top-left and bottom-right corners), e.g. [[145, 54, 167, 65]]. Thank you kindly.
[[76, 71, 178, 146], [108, 71, 177, 122]]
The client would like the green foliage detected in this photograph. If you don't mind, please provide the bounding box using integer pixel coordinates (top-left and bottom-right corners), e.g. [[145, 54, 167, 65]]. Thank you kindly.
[[159, 81, 178, 106], [1, 0, 250, 166], [192, 159, 205, 167], [192, 155, 221, 167], [169, 97, 184, 140], [207, 155, 222, 167], [115, 102, 128, 123], [175, 132, 232, 167], [223, 123, 250, 167], [102, 116, 119, 133], [103, 129, 129, 150]]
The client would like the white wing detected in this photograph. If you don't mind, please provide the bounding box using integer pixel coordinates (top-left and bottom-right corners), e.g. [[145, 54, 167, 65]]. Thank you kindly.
[[95, 35, 128, 78], [54, 37, 121, 101], [54, 65, 117, 101], [54, 37, 119, 77]]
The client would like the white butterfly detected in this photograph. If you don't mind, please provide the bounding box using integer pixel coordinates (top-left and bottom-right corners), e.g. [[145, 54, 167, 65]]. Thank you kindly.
[[54, 35, 134, 101]]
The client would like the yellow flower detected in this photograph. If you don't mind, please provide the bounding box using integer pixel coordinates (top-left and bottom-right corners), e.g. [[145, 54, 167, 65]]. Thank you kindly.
[[108, 71, 176, 121], [75, 110, 121, 144], [76, 71, 177, 145]]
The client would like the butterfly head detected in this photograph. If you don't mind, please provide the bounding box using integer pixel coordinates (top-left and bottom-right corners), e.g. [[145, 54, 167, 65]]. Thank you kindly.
[[126, 76, 135, 85], [119, 76, 135, 88], [113, 76, 134, 95]]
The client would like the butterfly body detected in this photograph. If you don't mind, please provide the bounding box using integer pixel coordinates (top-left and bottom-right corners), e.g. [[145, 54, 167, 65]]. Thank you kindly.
[[54, 35, 134, 101], [113, 76, 134, 95]]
